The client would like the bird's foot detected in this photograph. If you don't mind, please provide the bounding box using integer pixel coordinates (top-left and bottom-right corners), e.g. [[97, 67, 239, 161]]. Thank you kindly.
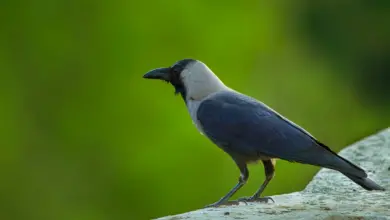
[[204, 200, 240, 208], [237, 196, 274, 204]]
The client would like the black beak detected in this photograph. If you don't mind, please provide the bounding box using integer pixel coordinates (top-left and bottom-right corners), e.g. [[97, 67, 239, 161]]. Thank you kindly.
[[143, 67, 171, 82]]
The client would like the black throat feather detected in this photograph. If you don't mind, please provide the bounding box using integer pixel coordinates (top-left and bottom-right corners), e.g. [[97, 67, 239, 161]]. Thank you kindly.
[[173, 83, 187, 105], [169, 59, 196, 105]]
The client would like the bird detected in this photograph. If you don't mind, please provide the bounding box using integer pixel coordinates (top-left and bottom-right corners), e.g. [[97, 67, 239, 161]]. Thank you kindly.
[[142, 58, 385, 208]]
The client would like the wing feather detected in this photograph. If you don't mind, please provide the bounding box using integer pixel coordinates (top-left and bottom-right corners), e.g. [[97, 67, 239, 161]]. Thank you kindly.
[[197, 91, 366, 177]]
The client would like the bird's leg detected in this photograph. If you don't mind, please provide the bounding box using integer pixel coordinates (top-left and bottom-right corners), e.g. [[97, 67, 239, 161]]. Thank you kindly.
[[204, 161, 248, 208], [238, 159, 275, 203]]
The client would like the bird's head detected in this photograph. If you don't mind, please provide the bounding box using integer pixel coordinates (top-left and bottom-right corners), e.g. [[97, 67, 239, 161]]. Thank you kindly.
[[143, 59, 227, 101]]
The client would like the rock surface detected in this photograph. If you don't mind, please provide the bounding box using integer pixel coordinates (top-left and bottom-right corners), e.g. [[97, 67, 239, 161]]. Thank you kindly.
[[156, 128, 390, 220]]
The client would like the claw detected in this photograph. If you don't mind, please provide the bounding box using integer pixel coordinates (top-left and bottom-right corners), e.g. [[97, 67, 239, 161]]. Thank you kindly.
[[204, 200, 240, 208], [204, 202, 220, 208], [237, 196, 274, 204]]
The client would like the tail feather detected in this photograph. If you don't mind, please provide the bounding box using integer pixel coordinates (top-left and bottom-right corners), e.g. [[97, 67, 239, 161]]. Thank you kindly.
[[314, 142, 385, 191], [344, 173, 385, 191], [316, 141, 367, 178]]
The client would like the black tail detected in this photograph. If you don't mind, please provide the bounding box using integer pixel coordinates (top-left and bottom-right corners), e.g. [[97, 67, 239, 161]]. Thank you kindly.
[[316, 141, 367, 177], [314, 141, 385, 191], [343, 173, 385, 191]]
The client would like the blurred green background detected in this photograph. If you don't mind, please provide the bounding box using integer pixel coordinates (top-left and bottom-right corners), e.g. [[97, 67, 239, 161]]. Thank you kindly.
[[1, 0, 389, 219]]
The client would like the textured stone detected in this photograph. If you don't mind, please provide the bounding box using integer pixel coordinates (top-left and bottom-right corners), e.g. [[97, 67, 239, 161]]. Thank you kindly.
[[156, 128, 390, 220]]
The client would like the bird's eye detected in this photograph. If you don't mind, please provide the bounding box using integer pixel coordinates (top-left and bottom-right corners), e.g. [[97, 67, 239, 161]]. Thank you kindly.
[[171, 66, 181, 74]]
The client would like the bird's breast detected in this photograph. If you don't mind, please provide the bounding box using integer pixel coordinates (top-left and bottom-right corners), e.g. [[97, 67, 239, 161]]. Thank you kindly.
[[186, 99, 205, 135]]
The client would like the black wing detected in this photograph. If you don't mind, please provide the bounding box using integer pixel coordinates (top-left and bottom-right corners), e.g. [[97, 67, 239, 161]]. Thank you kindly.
[[197, 91, 366, 178]]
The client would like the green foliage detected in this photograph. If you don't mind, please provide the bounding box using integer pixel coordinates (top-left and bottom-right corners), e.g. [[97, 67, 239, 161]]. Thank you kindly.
[[0, 0, 389, 219]]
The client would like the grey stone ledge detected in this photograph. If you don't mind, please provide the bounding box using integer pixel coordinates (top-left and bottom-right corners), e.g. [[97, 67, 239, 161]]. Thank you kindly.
[[157, 128, 390, 220]]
